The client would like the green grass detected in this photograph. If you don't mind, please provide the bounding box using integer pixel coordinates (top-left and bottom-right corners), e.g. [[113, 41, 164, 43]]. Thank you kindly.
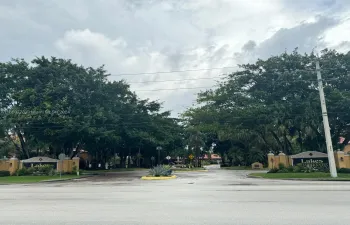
[[0, 175, 79, 184], [81, 168, 148, 174], [221, 166, 254, 170], [173, 168, 207, 172], [249, 172, 350, 180]]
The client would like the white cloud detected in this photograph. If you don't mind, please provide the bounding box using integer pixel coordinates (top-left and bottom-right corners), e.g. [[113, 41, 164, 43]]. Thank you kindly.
[[54, 28, 228, 116], [324, 17, 350, 52]]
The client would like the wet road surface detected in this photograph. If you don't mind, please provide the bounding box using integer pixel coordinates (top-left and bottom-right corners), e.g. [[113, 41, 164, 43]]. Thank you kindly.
[[1, 169, 349, 225]]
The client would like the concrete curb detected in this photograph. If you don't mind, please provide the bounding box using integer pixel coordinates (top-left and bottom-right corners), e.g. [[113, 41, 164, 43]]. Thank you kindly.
[[247, 174, 350, 182], [173, 170, 208, 172], [141, 175, 177, 180], [0, 175, 93, 185], [39, 175, 93, 183]]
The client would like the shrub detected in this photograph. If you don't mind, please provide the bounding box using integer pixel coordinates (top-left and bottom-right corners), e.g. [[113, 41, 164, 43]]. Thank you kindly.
[[338, 168, 350, 173], [277, 168, 289, 173], [17, 165, 56, 176], [267, 168, 279, 173], [149, 165, 173, 177], [27, 167, 35, 174], [202, 161, 210, 166], [292, 166, 301, 172], [295, 163, 328, 173], [278, 163, 285, 170], [16, 168, 31, 176], [48, 169, 57, 176], [72, 165, 77, 174], [32, 164, 54, 175], [314, 163, 329, 172], [287, 166, 294, 172], [0, 171, 10, 177], [302, 164, 314, 173]]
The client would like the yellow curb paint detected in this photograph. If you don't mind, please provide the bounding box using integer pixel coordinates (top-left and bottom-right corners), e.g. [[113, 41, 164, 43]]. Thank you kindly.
[[141, 175, 177, 180]]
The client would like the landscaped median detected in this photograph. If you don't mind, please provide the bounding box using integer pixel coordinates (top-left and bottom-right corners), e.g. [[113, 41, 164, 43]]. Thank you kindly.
[[81, 168, 148, 175], [221, 166, 253, 170], [141, 175, 177, 180], [173, 168, 208, 172], [248, 172, 350, 181], [141, 165, 177, 180]]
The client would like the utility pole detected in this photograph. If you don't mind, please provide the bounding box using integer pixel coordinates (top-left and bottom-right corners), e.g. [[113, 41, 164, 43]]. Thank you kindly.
[[316, 60, 337, 178]]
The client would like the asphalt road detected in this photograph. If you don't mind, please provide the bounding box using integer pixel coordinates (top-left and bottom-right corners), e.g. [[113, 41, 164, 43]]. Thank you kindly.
[[1, 169, 350, 225]]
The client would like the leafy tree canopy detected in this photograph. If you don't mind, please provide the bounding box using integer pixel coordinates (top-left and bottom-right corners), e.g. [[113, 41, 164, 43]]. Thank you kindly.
[[0, 57, 184, 166], [182, 48, 350, 166]]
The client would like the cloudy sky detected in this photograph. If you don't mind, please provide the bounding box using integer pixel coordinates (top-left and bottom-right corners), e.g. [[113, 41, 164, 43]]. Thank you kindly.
[[1, 0, 350, 116]]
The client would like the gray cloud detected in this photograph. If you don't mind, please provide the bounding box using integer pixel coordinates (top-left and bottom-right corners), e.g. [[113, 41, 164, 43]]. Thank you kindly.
[[257, 16, 339, 58], [242, 40, 257, 52], [0, 0, 349, 116], [336, 41, 350, 50], [233, 16, 343, 65]]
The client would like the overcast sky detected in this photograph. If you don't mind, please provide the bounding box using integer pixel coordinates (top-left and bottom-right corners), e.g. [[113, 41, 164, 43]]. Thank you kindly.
[[1, 0, 350, 116]]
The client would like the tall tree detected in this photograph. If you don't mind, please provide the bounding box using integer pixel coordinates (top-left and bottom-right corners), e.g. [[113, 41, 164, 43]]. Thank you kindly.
[[183, 49, 350, 165], [0, 56, 184, 165]]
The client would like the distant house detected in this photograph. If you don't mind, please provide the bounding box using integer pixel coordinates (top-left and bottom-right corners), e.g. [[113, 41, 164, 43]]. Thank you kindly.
[[202, 154, 222, 160]]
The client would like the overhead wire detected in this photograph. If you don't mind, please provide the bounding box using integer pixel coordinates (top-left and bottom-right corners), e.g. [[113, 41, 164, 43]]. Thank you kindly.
[[3, 77, 348, 92], [8, 111, 350, 129], [2, 65, 348, 91], [107, 66, 239, 77]]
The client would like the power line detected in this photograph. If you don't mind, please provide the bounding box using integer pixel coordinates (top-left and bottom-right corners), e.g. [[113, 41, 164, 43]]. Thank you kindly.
[[8, 111, 350, 128], [4, 74, 348, 90], [2, 65, 349, 91], [133, 78, 349, 91], [128, 76, 225, 84], [107, 66, 348, 77], [135, 86, 214, 92], [108, 66, 239, 77], [6, 78, 345, 92]]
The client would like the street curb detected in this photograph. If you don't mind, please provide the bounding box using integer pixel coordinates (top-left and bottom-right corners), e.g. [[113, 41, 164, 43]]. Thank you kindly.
[[0, 175, 93, 185], [141, 175, 177, 180], [39, 175, 93, 183], [80, 169, 148, 174], [173, 170, 208, 172], [247, 175, 350, 181]]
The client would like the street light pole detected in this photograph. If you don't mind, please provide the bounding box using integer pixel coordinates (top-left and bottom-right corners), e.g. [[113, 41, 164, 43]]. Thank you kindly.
[[316, 60, 337, 178]]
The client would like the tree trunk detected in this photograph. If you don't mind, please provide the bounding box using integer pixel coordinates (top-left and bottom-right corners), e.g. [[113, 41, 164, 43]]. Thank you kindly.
[[8, 134, 21, 156], [283, 130, 293, 155], [270, 130, 284, 153], [69, 142, 81, 158], [298, 130, 303, 152], [257, 131, 275, 152], [229, 158, 233, 166], [15, 128, 30, 158]]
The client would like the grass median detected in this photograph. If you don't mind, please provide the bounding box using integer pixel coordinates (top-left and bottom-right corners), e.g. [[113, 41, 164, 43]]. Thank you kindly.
[[81, 168, 148, 174], [173, 167, 207, 171], [0, 175, 79, 184], [221, 166, 253, 170], [249, 172, 350, 180]]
